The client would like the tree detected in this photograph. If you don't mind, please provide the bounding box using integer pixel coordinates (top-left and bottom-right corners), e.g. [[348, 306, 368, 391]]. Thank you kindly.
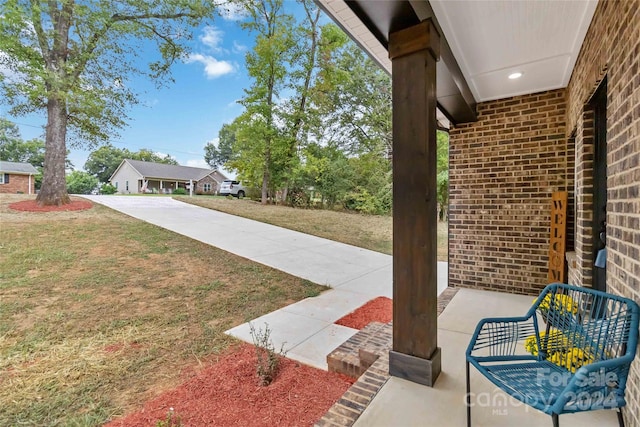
[[234, 0, 296, 204], [0, 118, 22, 149], [84, 145, 129, 183], [204, 122, 236, 169], [131, 148, 178, 165], [277, 0, 322, 200], [66, 170, 98, 194], [0, 137, 46, 168], [1, 118, 50, 189], [1, 119, 46, 167], [436, 130, 449, 221], [0, 1, 215, 205], [311, 41, 392, 157], [300, 143, 353, 208], [346, 152, 392, 214]]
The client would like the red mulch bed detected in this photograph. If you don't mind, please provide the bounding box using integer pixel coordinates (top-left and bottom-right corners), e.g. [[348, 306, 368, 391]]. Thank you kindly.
[[335, 297, 392, 329], [106, 343, 355, 427], [9, 199, 93, 212]]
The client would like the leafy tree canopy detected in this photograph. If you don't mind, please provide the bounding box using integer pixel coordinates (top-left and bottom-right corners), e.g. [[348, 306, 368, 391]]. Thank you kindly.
[[207, 14, 395, 211], [0, 118, 45, 167], [1, 0, 214, 147], [0, 0, 216, 205], [204, 122, 236, 169], [132, 148, 178, 165], [84, 145, 127, 183]]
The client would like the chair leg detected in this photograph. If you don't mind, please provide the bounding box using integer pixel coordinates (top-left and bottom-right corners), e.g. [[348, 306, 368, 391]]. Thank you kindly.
[[552, 413, 559, 427], [617, 408, 625, 427], [466, 361, 471, 427]]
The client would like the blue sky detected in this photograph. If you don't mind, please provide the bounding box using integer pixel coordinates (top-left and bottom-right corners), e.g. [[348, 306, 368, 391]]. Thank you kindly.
[[5, 1, 327, 177]]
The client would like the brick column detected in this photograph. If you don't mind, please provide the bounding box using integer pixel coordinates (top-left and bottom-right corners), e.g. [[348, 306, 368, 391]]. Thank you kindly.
[[388, 19, 441, 386]]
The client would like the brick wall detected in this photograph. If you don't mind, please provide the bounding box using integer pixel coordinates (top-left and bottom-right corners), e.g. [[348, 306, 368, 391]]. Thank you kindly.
[[565, 1, 640, 425], [196, 175, 218, 195], [449, 89, 570, 295], [573, 109, 596, 288], [0, 174, 35, 194]]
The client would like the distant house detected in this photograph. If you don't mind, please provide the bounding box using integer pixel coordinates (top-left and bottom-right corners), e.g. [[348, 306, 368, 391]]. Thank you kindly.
[[0, 161, 39, 195], [109, 159, 227, 195]]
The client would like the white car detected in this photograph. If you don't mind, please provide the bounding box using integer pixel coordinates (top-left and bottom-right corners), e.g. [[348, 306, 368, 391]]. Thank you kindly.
[[219, 180, 246, 198]]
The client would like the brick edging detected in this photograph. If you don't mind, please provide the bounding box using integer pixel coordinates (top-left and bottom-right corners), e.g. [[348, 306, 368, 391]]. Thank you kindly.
[[316, 287, 459, 426]]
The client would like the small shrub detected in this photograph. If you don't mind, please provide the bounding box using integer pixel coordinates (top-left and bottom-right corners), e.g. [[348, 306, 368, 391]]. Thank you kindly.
[[343, 188, 378, 214], [100, 183, 118, 195], [172, 188, 187, 195], [287, 187, 310, 208], [156, 408, 181, 427], [249, 322, 287, 386], [66, 170, 99, 194], [246, 186, 261, 201]]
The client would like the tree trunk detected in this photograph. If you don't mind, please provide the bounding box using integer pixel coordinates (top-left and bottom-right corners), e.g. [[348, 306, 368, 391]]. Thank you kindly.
[[262, 65, 275, 205], [282, 6, 320, 200], [37, 97, 70, 206], [261, 163, 269, 205]]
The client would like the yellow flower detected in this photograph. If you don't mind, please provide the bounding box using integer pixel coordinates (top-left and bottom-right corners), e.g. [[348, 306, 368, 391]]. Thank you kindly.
[[524, 331, 594, 372], [536, 293, 578, 315], [524, 330, 568, 357], [540, 345, 595, 373]]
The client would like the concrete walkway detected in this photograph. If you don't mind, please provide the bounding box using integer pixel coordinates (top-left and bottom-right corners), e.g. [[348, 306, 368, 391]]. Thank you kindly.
[[84, 195, 447, 369]]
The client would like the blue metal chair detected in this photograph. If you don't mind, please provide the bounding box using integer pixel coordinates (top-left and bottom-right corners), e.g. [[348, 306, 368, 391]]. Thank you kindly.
[[466, 283, 639, 427]]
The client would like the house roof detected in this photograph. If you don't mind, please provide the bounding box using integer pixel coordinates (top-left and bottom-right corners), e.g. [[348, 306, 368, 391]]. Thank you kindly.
[[111, 159, 227, 182], [0, 160, 39, 175], [315, 0, 597, 123]]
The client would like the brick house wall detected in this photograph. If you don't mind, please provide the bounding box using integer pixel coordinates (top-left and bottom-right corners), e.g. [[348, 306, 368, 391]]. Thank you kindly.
[[0, 174, 35, 194], [565, 0, 640, 425], [448, 89, 570, 295], [195, 175, 219, 195]]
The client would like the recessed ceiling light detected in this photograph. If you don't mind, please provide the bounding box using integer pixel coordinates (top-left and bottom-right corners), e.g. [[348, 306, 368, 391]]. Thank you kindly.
[[508, 72, 523, 80]]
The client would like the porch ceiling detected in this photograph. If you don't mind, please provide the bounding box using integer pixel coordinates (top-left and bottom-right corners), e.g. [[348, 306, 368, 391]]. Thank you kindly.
[[430, 0, 597, 102], [316, 0, 597, 121]]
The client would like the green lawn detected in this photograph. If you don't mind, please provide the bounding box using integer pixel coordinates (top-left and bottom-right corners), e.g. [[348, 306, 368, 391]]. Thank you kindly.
[[0, 195, 326, 426]]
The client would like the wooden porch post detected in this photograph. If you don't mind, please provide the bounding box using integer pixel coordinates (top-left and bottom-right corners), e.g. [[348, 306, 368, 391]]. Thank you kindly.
[[388, 19, 441, 386]]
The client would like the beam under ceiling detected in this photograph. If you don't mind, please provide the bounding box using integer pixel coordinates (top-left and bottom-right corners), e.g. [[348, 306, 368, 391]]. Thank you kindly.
[[315, 0, 478, 125]]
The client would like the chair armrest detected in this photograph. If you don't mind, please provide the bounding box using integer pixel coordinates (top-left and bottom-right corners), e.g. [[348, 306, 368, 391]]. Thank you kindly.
[[466, 315, 538, 360]]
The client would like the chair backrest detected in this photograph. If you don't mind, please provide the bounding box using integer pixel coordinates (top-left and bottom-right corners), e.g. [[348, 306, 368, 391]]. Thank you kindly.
[[532, 283, 639, 364]]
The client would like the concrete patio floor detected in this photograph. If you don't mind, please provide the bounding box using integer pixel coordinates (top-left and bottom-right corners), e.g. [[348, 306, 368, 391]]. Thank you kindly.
[[353, 288, 620, 427]]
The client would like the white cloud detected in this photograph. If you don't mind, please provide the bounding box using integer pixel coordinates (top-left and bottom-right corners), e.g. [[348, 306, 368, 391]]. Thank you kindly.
[[200, 26, 225, 52], [205, 137, 220, 148], [143, 98, 160, 107], [184, 54, 234, 79], [213, 0, 248, 21], [226, 99, 241, 109], [186, 158, 210, 169], [232, 41, 247, 54]]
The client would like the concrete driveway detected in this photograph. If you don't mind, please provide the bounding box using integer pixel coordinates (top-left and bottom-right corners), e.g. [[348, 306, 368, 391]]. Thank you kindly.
[[84, 195, 447, 294], [84, 195, 448, 368]]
